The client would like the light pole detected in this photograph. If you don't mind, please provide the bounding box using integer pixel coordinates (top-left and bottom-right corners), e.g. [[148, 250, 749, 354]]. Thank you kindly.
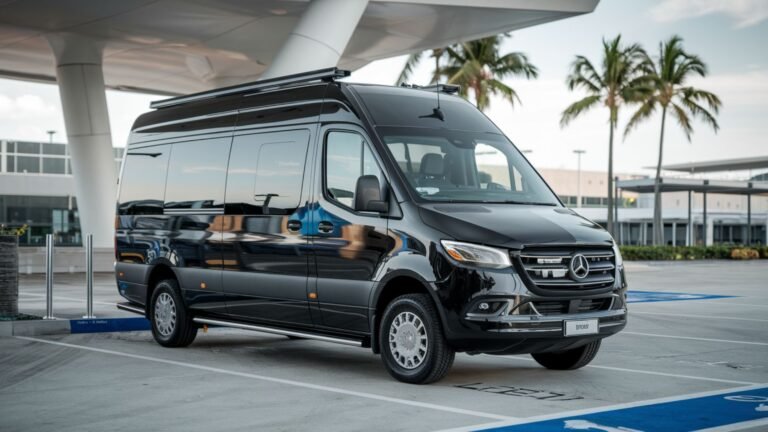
[[573, 150, 586, 208], [46, 130, 56, 145]]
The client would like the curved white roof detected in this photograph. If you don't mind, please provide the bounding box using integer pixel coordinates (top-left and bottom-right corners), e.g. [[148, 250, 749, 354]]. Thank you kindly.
[[0, 0, 597, 95]]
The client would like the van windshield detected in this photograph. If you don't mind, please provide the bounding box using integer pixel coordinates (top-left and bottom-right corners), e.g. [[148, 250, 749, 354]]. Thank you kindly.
[[379, 127, 560, 205]]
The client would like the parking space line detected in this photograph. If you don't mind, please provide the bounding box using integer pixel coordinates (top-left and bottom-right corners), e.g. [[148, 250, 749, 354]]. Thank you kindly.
[[437, 383, 768, 432], [696, 418, 768, 432], [492, 356, 758, 385], [15, 336, 516, 422], [622, 331, 768, 347], [631, 311, 768, 323]]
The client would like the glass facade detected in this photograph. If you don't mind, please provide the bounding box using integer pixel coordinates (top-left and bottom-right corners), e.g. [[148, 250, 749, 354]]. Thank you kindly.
[[0, 139, 124, 246], [1, 139, 123, 176]]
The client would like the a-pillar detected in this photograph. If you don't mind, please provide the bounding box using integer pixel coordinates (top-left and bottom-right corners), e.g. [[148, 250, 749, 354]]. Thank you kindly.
[[261, 0, 369, 79], [47, 34, 116, 248]]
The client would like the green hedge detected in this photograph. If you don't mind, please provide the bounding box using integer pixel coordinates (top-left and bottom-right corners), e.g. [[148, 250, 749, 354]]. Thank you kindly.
[[619, 245, 768, 261]]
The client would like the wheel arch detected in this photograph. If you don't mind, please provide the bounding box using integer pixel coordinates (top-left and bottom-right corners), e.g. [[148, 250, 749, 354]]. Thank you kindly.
[[369, 270, 447, 354], [144, 263, 178, 318]]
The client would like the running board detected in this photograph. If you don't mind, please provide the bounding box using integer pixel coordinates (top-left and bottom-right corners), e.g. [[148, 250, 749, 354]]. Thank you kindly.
[[117, 302, 145, 315], [192, 317, 363, 347]]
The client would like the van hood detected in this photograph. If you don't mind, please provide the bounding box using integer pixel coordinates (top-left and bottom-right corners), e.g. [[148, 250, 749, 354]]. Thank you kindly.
[[418, 203, 614, 249]]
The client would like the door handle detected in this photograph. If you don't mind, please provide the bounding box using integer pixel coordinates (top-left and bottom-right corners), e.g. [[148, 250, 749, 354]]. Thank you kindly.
[[318, 221, 334, 234], [286, 220, 302, 232]]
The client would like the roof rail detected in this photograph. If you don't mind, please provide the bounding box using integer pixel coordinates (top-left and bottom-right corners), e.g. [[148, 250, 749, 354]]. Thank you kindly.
[[150, 67, 350, 110], [399, 83, 460, 95]]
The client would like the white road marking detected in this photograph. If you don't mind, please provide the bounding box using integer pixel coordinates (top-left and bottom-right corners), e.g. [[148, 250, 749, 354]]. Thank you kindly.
[[622, 331, 768, 347], [491, 355, 758, 385], [15, 336, 515, 422], [631, 311, 768, 323], [436, 383, 768, 432], [19, 292, 117, 307]]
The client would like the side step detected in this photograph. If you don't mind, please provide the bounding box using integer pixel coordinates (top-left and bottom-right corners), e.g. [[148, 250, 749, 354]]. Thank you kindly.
[[192, 317, 363, 347], [117, 302, 145, 315]]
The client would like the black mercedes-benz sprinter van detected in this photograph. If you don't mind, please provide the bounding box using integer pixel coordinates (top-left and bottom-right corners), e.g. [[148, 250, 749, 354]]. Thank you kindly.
[[115, 68, 627, 384]]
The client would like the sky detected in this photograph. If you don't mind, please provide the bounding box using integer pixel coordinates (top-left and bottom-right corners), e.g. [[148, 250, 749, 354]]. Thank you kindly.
[[0, 0, 766, 177]]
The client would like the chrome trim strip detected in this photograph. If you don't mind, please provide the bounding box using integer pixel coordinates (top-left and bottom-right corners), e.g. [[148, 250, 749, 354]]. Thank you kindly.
[[466, 309, 626, 323], [192, 317, 363, 347], [117, 303, 145, 315]]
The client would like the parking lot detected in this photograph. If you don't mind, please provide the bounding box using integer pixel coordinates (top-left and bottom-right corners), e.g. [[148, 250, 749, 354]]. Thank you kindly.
[[1, 260, 767, 431]]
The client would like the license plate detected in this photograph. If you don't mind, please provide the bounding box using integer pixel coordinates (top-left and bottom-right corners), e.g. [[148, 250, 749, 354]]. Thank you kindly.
[[564, 319, 599, 337]]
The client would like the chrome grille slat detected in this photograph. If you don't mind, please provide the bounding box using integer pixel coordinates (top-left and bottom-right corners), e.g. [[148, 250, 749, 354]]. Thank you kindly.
[[517, 246, 616, 291]]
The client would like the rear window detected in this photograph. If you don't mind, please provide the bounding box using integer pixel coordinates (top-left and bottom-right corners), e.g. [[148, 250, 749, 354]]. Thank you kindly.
[[118, 145, 171, 215], [351, 85, 501, 133]]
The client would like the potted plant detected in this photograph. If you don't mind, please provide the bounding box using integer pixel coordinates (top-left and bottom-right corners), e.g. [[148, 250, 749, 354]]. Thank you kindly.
[[0, 224, 27, 318]]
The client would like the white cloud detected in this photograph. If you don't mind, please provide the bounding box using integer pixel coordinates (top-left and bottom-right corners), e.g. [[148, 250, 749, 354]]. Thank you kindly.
[[650, 0, 768, 28]]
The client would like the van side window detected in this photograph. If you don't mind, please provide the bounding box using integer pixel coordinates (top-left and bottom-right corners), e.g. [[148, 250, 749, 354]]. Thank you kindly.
[[325, 131, 383, 209], [118, 145, 170, 215], [164, 138, 231, 210], [225, 130, 310, 215]]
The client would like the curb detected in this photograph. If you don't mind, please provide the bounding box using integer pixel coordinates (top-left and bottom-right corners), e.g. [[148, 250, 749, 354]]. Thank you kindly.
[[0, 317, 150, 337]]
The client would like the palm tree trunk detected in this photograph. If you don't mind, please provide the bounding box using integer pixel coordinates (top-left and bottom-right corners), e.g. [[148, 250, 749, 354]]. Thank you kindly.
[[607, 119, 615, 238], [653, 107, 667, 245]]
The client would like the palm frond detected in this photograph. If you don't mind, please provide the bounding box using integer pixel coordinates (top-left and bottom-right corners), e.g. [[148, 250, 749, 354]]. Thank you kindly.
[[624, 98, 657, 138], [670, 102, 694, 140], [560, 95, 601, 127], [395, 51, 424, 85]]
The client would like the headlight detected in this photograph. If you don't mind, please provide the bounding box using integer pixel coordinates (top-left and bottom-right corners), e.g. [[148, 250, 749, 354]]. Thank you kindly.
[[613, 242, 623, 266], [440, 240, 511, 269]]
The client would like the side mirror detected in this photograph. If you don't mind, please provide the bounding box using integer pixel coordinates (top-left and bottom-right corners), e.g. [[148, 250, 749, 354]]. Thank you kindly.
[[354, 175, 389, 213]]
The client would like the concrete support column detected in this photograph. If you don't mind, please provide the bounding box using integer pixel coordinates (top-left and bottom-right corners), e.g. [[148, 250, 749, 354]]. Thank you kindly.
[[47, 34, 115, 248], [262, 0, 369, 79]]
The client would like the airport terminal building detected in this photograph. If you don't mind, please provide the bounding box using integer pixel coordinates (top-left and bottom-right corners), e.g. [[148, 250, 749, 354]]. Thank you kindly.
[[3, 137, 765, 247]]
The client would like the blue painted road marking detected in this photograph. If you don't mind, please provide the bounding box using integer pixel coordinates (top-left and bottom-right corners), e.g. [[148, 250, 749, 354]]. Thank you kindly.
[[70, 317, 150, 334], [475, 385, 768, 432], [627, 290, 735, 303]]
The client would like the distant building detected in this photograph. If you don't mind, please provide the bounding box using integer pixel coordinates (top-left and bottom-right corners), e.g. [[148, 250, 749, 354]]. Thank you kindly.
[[0, 139, 123, 246], [537, 168, 768, 246]]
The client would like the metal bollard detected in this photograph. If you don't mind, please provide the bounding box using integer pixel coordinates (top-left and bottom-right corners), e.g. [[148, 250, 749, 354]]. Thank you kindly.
[[43, 234, 55, 320], [83, 234, 95, 319]]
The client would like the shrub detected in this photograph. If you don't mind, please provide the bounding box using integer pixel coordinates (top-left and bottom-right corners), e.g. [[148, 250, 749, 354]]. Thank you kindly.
[[730, 248, 760, 260], [619, 245, 764, 261]]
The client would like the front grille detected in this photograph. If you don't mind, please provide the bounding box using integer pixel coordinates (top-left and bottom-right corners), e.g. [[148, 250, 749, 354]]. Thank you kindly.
[[517, 247, 616, 292], [530, 298, 613, 316]]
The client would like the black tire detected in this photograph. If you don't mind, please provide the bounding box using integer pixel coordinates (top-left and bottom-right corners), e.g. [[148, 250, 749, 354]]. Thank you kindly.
[[150, 279, 197, 348], [531, 340, 601, 370], [379, 294, 455, 384]]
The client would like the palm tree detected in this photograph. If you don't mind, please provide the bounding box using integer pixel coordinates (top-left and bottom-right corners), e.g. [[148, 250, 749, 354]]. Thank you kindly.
[[625, 36, 721, 245], [561, 35, 648, 237], [396, 48, 445, 85], [441, 36, 538, 111], [395, 35, 538, 111]]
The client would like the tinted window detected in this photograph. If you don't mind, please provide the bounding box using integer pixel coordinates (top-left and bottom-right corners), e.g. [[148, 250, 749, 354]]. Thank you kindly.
[[118, 145, 170, 215], [225, 130, 310, 215], [164, 138, 231, 210], [325, 131, 384, 209]]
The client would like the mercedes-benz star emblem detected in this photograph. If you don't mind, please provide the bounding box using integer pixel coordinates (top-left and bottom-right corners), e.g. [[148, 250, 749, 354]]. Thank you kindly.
[[570, 254, 590, 279]]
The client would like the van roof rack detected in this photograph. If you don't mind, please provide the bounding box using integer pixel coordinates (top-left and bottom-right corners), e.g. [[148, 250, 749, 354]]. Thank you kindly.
[[399, 83, 460, 95], [150, 67, 350, 110]]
